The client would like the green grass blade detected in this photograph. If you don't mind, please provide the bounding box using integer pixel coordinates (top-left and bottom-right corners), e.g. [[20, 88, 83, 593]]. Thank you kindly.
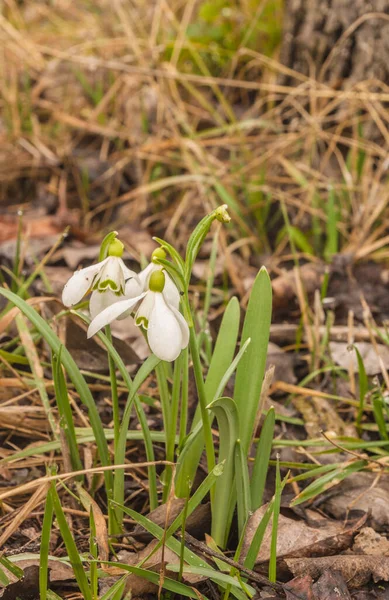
[[243, 501, 274, 571], [52, 351, 83, 473], [234, 268, 272, 454], [251, 407, 275, 510], [355, 346, 369, 432], [235, 440, 251, 537], [291, 459, 367, 506], [39, 490, 54, 600], [268, 458, 281, 583], [100, 576, 127, 600], [50, 484, 93, 600]]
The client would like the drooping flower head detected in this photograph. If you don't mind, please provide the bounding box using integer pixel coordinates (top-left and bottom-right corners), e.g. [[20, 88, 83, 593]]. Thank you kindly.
[[87, 268, 189, 362], [62, 235, 141, 318]]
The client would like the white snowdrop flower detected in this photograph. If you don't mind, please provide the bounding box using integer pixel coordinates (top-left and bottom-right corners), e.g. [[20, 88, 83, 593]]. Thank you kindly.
[[135, 247, 180, 310], [62, 238, 141, 313], [87, 270, 189, 362]]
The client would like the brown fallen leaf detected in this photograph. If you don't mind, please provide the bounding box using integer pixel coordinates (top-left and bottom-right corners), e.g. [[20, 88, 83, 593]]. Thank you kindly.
[[285, 555, 389, 588], [266, 342, 296, 385], [329, 341, 389, 376], [284, 575, 315, 600], [124, 539, 204, 596], [272, 263, 325, 311], [131, 500, 211, 542], [322, 472, 389, 531], [242, 507, 363, 565], [66, 317, 139, 371], [352, 527, 389, 556], [311, 570, 352, 599], [0, 565, 39, 600]]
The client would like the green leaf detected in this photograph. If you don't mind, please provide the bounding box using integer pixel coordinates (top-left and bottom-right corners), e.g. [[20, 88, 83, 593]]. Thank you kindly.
[[234, 267, 272, 454], [175, 297, 240, 497], [354, 345, 369, 432], [52, 350, 83, 473], [152, 236, 185, 272], [39, 490, 54, 600], [243, 501, 274, 571], [235, 439, 251, 536], [50, 484, 93, 600], [269, 457, 282, 582], [208, 396, 239, 548], [291, 459, 367, 506], [251, 407, 275, 510]]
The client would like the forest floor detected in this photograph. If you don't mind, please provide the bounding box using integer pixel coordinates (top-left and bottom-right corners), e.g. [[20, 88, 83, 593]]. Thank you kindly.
[[2, 1, 389, 599]]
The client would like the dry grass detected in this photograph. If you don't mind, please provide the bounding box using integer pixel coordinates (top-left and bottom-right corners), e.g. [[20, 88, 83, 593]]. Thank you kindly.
[[1, 0, 389, 266]]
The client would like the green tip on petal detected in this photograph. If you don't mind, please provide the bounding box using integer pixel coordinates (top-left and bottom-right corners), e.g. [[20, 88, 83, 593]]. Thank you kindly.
[[214, 204, 231, 223], [149, 270, 165, 292], [152, 247, 167, 261], [108, 238, 124, 257]]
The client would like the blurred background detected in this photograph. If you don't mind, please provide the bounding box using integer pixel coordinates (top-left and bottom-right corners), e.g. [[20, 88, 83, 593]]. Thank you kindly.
[[1, 0, 389, 320]]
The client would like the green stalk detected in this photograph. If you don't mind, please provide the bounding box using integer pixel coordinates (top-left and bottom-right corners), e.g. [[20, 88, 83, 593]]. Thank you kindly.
[[156, 362, 172, 502], [189, 325, 215, 477], [105, 326, 120, 449], [179, 347, 189, 444]]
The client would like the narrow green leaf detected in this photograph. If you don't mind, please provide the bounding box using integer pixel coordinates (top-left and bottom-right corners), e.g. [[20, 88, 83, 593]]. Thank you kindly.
[[251, 407, 275, 510], [269, 458, 281, 582], [235, 440, 251, 536], [53, 350, 83, 473], [175, 297, 240, 497], [39, 491, 54, 600], [209, 397, 239, 548], [50, 484, 93, 600], [355, 346, 369, 432], [234, 267, 272, 454]]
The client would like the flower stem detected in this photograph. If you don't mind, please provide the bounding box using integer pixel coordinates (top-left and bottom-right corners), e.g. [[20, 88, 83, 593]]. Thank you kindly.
[[105, 326, 120, 450], [189, 326, 215, 476], [156, 362, 173, 502], [179, 347, 189, 445]]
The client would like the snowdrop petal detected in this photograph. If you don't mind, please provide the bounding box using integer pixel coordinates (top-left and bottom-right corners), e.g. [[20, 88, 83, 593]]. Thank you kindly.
[[124, 276, 144, 298], [163, 273, 180, 309], [97, 256, 124, 292], [87, 292, 146, 338], [138, 263, 155, 289], [62, 258, 110, 306], [169, 305, 189, 349], [135, 291, 156, 328], [89, 289, 123, 320], [118, 258, 140, 283], [147, 294, 183, 362]]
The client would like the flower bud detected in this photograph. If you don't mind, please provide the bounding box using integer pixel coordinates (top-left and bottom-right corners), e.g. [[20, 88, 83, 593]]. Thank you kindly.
[[149, 270, 165, 292], [108, 238, 124, 257], [152, 247, 167, 261], [214, 204, 231, 223]]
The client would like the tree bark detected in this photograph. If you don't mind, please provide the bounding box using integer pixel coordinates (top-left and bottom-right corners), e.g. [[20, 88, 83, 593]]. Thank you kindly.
[[280, 0, 389, 87]]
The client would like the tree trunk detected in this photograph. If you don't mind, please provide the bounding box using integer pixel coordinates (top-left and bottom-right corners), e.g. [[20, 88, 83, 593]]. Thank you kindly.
[[280, 0, 389, 87]]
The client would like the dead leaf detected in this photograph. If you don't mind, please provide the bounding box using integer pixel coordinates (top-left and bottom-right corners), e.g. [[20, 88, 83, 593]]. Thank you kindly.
[[66, 317, 139, 370], [0, 565, 39, 600], [284, 575, 315, 600], [311, 570, 352, 599], [272, 263, 325, 311], [76, 483, 109, 562], [322, 472, 389, 531], [329, 341, 389, 375], [285, 555, 389, 588], [266, 343, 296, 385], [242, 506, 361, 565], [352, 527, 389, 556]]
